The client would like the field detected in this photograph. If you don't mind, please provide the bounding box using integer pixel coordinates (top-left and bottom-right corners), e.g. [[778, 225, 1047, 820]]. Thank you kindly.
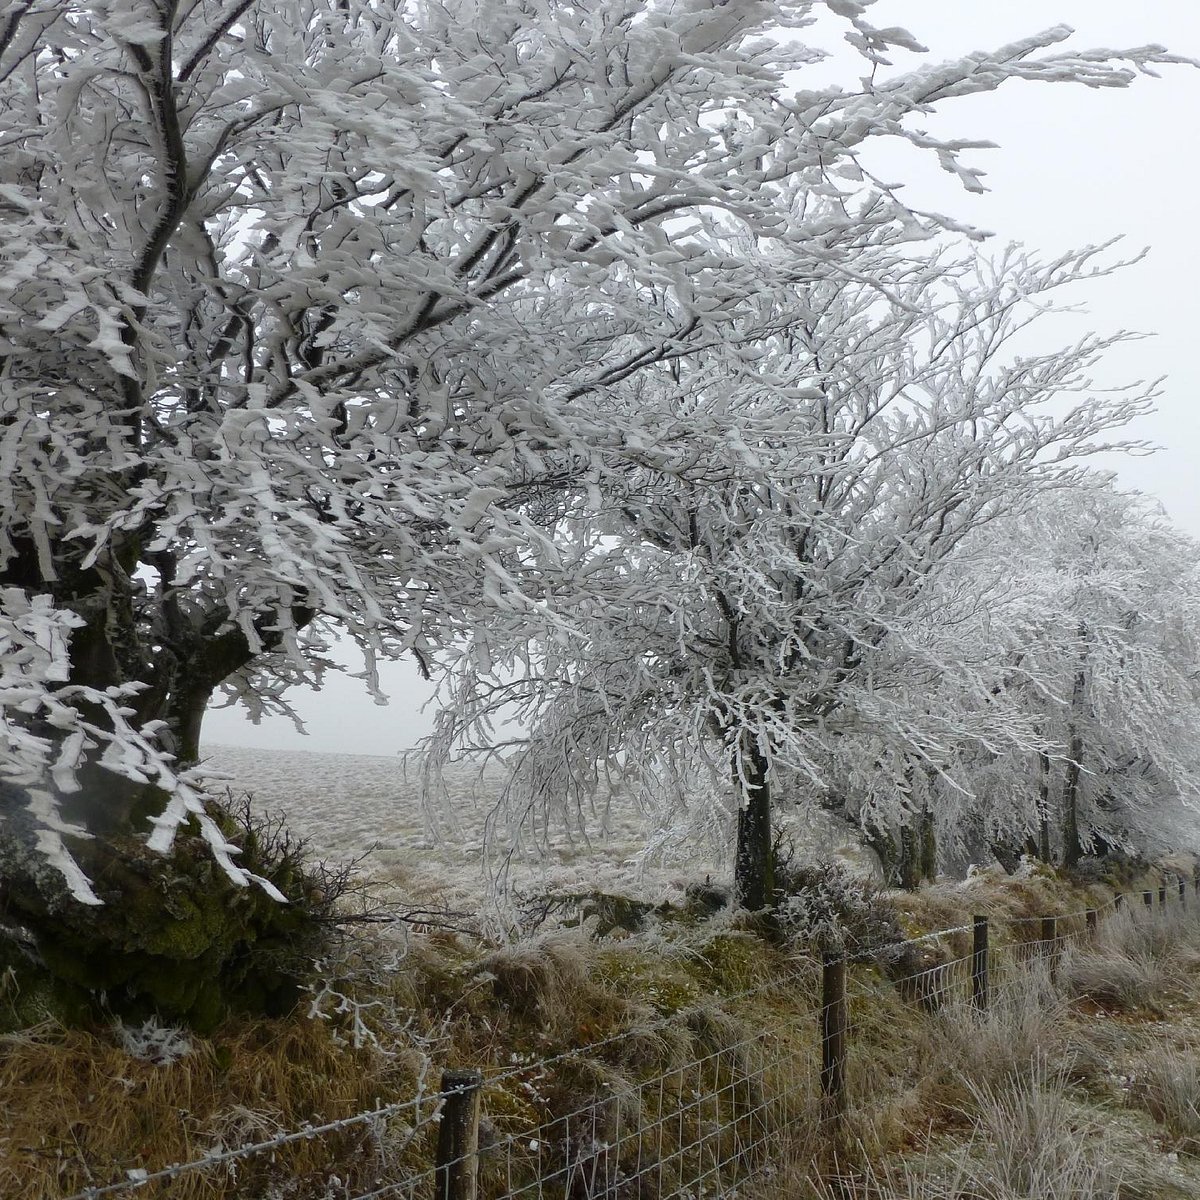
[[199, 742, 739, 912]]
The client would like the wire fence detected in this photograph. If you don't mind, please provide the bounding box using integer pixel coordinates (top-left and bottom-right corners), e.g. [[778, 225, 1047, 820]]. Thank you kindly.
[[61, 872, 1199, 1200]]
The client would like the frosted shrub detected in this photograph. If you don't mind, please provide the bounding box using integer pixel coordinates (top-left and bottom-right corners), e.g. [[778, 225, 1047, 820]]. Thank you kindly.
[[773, 857, 900, 957]]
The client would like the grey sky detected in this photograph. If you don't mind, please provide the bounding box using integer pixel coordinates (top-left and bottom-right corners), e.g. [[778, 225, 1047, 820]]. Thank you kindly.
[[202, 1, 1200, 757]]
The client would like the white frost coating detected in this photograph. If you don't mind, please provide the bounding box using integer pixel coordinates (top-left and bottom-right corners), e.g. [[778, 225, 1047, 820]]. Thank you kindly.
[[33, 829, 103, 905], [23, 787, 92, 839], [423, 244, 1200, 884]]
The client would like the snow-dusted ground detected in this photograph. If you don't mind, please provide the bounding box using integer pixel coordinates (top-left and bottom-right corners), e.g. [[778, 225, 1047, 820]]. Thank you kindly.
[[198, 743, 730, 910]]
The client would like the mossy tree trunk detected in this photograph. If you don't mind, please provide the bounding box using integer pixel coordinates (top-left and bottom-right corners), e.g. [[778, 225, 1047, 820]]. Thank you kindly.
[[917, 806, 937, 882], [864, 821, 900, 886], [1061, 658, 1088, 869], [0, 540, 319, 1029], [898, 824, 921, 890], [1037, 750, 1054, 863]]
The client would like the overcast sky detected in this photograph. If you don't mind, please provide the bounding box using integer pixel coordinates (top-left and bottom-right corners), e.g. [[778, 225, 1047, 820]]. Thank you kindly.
[[202, 0, 1200, 758]]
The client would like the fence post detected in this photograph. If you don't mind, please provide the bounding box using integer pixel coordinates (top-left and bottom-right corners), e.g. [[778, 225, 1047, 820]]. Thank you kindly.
[[1115, 893, 1125, 913], [971, 915, 989, 1012], [1182, 880, 1188, 908], [436, 1069, 483, 1200], [1086, 909, 1097, 936], [821, 953, 847, 1125], [1041, 916, 1059, 978]]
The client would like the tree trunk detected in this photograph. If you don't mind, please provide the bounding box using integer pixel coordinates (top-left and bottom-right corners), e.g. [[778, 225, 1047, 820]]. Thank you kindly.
[[1037, 750, 1053, 863], [734, 742, 774, 911], [1061, 727, 1085, 868], [918, 806, 937, 882], [1062, 665, 1087, 868], [898, 823, 921, 890], [0, 548, 320, 1030], [863, 821, 899, 886]]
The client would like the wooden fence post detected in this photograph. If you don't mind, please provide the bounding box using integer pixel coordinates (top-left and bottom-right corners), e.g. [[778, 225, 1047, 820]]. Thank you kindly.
[[1086, 909, 1097, 935], [1182, 880, 1188, 908], [1115, 893, 1125, 913], [436, 1069, 483, 1200], [971, 915, 989, 1013], [821, 953, 847, 1124], [1041, 916, 1059, 978]]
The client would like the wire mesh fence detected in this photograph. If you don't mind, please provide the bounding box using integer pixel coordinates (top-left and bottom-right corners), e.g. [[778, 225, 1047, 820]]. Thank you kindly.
[[60, 872, 1199, 1200]]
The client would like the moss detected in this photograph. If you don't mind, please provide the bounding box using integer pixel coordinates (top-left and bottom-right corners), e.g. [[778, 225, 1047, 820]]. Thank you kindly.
[[0, 797, 334, 1032], [542, 890, 668, 936], [593, 950, 701, 1015], [690, 932, 773, 993], [0, 963, 91, 1033]]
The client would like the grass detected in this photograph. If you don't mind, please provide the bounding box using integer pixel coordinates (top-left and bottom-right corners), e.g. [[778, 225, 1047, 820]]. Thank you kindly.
[[0, 1014, 428, 1199], [1131, 1044, 1200, 1154], [3, 861, 1200, 1199], [801, 1063, 1129, 1199]]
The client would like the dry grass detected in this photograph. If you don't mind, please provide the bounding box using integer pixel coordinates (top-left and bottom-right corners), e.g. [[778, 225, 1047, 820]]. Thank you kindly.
[[1130, 1044, 1200, 1154], [764, 1064, 1131, 1199], [1059, 909, 1178, 1014], [925, 960, 1067, 1087], [0, 1015, 426, 1199], [4, 859, 1199, 1200], [749, 878, 1200, 1200], [0, 917, 827, 1200]]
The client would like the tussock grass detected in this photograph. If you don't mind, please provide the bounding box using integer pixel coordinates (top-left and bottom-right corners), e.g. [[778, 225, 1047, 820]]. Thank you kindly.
[[778, 1061, 1142, 1200], [4, 857, 1199, 1200], [0, 1015, 426, 1200], [925, 961, 1066, 1087], [1131, 1044, 1200, 1154], [1059, 910, 1177, 1014]]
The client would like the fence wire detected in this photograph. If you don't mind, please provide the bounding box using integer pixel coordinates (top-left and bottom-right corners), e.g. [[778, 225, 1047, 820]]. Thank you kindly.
[[57, 872, 1197, 1200]]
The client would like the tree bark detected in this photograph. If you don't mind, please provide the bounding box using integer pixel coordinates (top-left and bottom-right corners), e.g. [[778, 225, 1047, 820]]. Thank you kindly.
[[0, 544, 319, 1028], [1062, 665, 1087, 868], [734, 742, 774, 911], [863, 821, 899, 886], [918, 806, 937, 882], [1037, 750, 1053, 863], [1061, 725, 1085, 868], [898, 823, 920, 890]]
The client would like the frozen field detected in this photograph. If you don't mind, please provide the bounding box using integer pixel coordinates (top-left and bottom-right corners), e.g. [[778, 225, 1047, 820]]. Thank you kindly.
[[198, 743, 730, 910]]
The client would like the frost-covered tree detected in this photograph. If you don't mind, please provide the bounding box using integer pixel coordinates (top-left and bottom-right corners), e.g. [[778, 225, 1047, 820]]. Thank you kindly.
[[427, 246, 1157, 908], [814, 482, 1200, 877], [0, 0, 1188, 1015], [948, 486, 1200, 866]]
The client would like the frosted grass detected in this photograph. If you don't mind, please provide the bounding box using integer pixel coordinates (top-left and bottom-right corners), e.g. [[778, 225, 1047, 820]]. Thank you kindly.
[[199, 743, 728, 910]]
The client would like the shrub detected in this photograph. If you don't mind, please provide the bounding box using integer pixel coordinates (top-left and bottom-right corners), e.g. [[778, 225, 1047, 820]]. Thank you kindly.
[[0, 791, 355, 1033], [773, 852, 901, 958]]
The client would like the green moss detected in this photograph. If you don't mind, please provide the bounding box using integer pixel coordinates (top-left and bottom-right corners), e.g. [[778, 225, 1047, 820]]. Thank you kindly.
[[690, 932, 772, 993], [0, 796, 335, 1032], [593, 950, 701, 1014]]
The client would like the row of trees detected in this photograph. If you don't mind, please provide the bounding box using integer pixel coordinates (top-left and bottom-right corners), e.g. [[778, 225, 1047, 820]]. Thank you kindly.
[[0, 0, 1194, 1019], [427, 250, 1200, 903]]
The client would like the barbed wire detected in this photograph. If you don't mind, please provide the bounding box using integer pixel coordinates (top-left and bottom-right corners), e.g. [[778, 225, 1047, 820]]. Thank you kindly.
[[58, 876, 1195, 1200], [62, 1081, 444, 1200]]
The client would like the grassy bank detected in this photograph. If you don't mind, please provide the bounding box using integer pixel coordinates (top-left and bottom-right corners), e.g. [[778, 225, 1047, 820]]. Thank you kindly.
[[2, 857, 1197, 1199]]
